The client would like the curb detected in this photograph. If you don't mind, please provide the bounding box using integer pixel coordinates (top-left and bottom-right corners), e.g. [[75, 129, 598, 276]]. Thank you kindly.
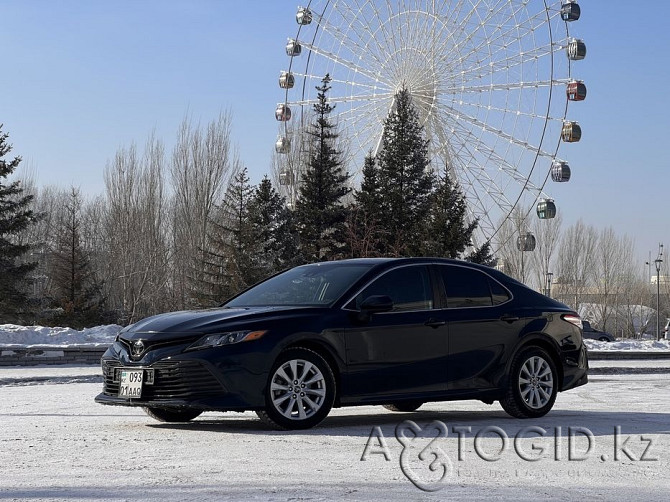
[[0, 346, 107, 366], [1, 347, 670, 366], [587, 351, 670, 360]]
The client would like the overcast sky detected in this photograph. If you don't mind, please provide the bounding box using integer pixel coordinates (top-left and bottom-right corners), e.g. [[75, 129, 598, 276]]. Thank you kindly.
[[3, 1, 670, 267]]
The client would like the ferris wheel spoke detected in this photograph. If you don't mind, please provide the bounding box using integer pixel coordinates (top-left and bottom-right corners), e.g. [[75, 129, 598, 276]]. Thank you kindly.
[[442, 80, 567, 95], [300, 40, 390, 86], [291, 72, 393, 93], [451, 97, 564, 123], [449, 36, 555, 84], [452, 18, 562, 84], [432, 107, 550, 220], [435, 115, 539, 204], [430, 0, 510, 61], [314, 2, 393, 81], [442, 7, 555, 80], [448, 1, 548, 59], [448, 122, 547, 199], [290, 91, 394, 107], [440, 102, 558, 160], [442, 146, 503, 238]]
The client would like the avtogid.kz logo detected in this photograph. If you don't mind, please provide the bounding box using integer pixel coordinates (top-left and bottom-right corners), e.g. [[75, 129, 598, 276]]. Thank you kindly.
[[360, 420, 657, 492]]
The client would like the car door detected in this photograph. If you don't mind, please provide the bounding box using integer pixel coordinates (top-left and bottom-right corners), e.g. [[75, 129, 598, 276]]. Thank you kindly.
[[436, 264, 522, 391], [342, 264, 448, 399]]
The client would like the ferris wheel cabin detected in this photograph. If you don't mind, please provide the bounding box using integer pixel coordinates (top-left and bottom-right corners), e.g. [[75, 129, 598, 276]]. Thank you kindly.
[[567, 38, 586, 60], [275, 104, 292, 122], [537, 199, 557, 220], [561, 121, 581, 143], [279, 71, 295, 89], [275, 136, 291, 154], [561, 2, 581, 22], [567, 80, 587, 101], [551, 161, 571, 183], [286, 39, 302, 57], [296, 7, 313, 25], [517, 233, 537, 252]]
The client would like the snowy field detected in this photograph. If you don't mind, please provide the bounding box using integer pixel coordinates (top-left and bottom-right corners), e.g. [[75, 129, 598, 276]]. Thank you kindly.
[[1, 364, 669, 501], [2, 324, 670, 352], [0, 324, 121, 347]]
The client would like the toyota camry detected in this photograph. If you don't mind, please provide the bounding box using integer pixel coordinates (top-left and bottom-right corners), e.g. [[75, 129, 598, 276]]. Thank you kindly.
[[95, 258, 588, 429]]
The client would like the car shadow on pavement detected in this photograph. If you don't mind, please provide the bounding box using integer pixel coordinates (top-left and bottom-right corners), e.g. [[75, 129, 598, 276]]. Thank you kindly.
[[147, 408, 670, 437]]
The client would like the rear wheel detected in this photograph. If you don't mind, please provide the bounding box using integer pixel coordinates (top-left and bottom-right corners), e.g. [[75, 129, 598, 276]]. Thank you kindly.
[[256, 348, 335, 430], [143, 407, 202, 423], [500, 347, 558, 418], [598, 336, 610, 342], [383, 401, 423, 412]]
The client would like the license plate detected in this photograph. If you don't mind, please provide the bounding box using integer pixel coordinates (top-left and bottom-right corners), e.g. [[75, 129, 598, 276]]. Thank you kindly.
[[118, 369, 144, 398]]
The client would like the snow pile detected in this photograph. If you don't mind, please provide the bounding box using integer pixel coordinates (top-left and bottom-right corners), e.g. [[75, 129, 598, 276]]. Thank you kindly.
[[2, 323, 670, 351], [0, 324, 121, 348], [584, 338, 670, 351]]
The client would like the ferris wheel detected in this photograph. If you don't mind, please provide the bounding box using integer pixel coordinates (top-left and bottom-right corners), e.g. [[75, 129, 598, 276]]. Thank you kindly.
[[275, 0, 586, 249]]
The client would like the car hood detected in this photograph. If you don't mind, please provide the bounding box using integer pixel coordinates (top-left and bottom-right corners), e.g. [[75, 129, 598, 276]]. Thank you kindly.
[[120, 306, 310, 341]]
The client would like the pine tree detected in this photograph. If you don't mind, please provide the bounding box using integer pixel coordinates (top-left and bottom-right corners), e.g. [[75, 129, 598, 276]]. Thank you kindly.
[[422, 167, 478, 258], [0, 126, 37, 322], [248, 176, 300, 277], [348, 153, 382, 257], [466, 240, 497, 267], [50, 187, 104, 328], [201, 167, 255, 302], [295, 74, 351, 262], [374, 88, 435, 256]]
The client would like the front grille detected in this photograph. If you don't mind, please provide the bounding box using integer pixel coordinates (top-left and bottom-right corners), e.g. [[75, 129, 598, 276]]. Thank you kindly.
[[101, 359, 224, 401]]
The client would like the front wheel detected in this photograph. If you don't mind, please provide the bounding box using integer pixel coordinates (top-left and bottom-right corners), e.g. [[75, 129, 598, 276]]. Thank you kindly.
[[143, 407, 202, 423], [256, 348, 335, 430], [500, 347, 558, 418]]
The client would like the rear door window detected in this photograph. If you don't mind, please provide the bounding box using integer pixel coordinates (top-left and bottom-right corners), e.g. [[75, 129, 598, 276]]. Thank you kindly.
[[440, 265, 508, 308]]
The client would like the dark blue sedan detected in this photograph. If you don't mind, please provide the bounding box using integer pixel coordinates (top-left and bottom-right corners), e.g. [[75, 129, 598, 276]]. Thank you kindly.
[[96, 258, 589, 429]]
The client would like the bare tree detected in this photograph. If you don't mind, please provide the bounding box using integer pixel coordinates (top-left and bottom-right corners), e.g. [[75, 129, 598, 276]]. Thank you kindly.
[[103, 133, 169, 323], [530, 213, 563, 294], [590, 228, 635, 332], [169, 112, 236, 308], [495, 207, 534, 284], [555, 220, 598, 310]]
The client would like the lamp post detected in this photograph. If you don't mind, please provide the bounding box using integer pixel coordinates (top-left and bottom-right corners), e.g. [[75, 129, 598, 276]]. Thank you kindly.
[[647, 244, 664, 341], [654, 244, 664, 341], [545, 272, 554, 298]]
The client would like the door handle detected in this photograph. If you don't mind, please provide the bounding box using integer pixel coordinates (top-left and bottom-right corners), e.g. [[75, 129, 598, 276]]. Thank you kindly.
[[425, 318, 446, 328], [500, 314, 520, 323]]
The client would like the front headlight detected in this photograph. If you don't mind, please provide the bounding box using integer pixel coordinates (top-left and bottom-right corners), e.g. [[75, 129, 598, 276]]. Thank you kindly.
[[187, 330, 267, 351]]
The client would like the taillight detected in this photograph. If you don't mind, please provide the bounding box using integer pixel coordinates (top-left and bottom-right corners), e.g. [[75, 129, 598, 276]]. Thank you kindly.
[[562, 313, 583, 329]]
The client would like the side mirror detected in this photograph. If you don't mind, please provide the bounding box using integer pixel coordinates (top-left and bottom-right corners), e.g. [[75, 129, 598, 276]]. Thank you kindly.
[[356, 295, 393, 321]]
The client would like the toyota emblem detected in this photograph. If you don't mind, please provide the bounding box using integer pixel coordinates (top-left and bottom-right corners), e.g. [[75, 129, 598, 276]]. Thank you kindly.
[[131, 340, 145, 357]]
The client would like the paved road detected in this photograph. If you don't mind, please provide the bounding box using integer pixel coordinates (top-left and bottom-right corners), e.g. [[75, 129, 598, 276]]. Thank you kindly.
[[1, 365, 669, 501]]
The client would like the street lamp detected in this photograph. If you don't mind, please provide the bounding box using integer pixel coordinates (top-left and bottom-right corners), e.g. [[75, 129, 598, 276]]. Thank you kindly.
[[545, 272, 554, 298], [646, 243, 664, 341]]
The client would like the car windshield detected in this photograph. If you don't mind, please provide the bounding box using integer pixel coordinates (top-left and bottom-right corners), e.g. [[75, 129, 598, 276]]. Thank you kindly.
[[224, 263, 375, 307]]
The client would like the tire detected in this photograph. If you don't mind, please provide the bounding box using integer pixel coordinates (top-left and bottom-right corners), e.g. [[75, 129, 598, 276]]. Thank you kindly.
[[143, 407, 202, 423], [598, 336, 610, 342], [383, 401, 423, 412], [500, 346, 558, 419], [256, 347, 335, 430]]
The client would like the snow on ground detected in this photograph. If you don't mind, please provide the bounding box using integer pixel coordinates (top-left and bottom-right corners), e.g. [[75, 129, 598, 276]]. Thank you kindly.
[[1, 367, 669, 501], [584, 339, 670, 351], [2, 323, 670, 352], [0, 324, 121, 347]]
